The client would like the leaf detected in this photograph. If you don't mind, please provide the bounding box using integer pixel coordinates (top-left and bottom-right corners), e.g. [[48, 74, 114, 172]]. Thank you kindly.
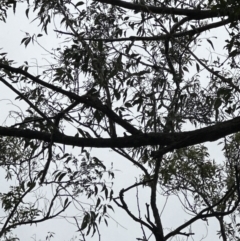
[[20, 37, 28, 45], [80, 213, 90, 230], [104, 218, 108, 226], [13, 1, 16, 14], [24, 37, 31, 47], [76, 1, 84, 7], [64, 198, 69, 207], [58, 173, 67, 181], [196, 63, 200, 72], [107, 205, 114, 212], [207, 39, 215, 50], [27, 181, 36, 189], [59, 153, 69, 160], [94, 185, 98, 195], [124, 102, 132, 108], [229, 49, 238, 57], [25, 8, 29, 18], [104, 188, 108, 199], [96, 198, 101, 208]]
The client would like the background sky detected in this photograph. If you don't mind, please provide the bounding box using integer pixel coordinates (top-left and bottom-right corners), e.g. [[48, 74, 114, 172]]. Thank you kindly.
[[0, 2, 230, 241]]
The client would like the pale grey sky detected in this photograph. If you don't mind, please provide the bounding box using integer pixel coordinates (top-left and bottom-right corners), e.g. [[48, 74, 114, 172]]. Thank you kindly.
[[0, 2, 231, 241]]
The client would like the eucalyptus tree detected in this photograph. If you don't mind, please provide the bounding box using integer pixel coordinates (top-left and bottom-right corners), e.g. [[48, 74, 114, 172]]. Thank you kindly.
[[0, 0, 240, 240]]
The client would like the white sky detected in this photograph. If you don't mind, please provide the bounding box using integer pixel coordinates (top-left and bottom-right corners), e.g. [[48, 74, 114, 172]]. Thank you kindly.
[[0, 2, 231, 241]]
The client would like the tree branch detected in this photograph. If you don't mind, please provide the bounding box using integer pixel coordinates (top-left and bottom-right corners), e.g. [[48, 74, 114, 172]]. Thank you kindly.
[[165, 185, 237, 240], [76, 18, 231, 43], [0, 76, 54, 128], [0, 63, 140, 135], [94, 0, 233, 20], [150, 156, 164, 241], [1, 116, 240, 149], [114, 187, 154, 231]]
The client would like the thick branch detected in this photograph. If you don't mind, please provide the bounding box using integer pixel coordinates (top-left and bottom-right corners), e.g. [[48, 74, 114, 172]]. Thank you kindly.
[[1, 116, 240, 149], [150, 156, 164, 241], [94, 0, 233, 20]]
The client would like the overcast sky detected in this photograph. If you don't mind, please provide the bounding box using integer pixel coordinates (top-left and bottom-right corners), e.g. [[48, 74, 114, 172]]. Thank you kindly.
[[0, 2, 230, 241]]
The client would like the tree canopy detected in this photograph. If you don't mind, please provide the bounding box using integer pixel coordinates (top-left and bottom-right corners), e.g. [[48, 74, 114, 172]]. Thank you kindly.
[[1, 0, 240, 240]]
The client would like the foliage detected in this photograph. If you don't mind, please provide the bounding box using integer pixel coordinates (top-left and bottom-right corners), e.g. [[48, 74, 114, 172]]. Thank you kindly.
[[1, 0, 240, 240]]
